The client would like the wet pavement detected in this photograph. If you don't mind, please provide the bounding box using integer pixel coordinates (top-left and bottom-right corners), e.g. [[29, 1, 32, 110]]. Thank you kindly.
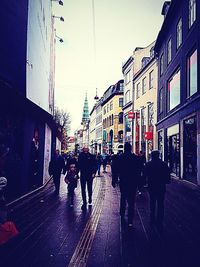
[[0, 168, 200, 267]]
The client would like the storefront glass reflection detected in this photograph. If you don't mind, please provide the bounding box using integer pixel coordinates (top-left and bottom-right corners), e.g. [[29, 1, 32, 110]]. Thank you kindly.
[[168, 133, 180, 176], [183, 117, 197, 183]]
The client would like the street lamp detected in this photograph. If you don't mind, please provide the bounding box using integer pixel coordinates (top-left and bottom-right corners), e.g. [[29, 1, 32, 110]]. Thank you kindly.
[[94, 88, 99, 100], [53, 15, 64, 22], [56, 35, 64, 43], [51, 0, 64, 6]]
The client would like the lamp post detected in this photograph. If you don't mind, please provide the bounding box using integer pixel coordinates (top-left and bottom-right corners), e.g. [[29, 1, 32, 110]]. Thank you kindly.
[[51, 0, 64, 6], [52, 15, 64, 22], [55, 35, 64, 43]]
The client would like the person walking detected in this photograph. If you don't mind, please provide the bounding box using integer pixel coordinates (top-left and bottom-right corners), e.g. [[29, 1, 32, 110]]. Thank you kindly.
[[112, 142, 141, 227], [96, 153, 102, 176], [144, 150, 171, 231], [111, 152, 120, 186], [64, 163, 79, 207], [48, 149, 65, 195], [101, 152, 108, 173], [78, 147, 97, 210]]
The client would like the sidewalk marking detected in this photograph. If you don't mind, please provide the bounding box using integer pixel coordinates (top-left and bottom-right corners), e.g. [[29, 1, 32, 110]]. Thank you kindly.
[[68, 177, 106, 267]]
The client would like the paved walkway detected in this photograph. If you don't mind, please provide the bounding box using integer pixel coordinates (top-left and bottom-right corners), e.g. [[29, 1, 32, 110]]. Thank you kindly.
[[0, 169, 200, 267]]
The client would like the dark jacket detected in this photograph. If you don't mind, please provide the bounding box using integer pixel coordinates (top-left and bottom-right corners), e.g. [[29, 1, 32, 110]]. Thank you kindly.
[[117, 152, 141, 191], [78, 152, 97, 178], [48, 155, 65, 176], [144, 159, 171, 193]]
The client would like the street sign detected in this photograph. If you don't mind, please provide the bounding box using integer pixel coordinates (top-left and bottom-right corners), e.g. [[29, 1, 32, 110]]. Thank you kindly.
[[128, 111, 134, 119]]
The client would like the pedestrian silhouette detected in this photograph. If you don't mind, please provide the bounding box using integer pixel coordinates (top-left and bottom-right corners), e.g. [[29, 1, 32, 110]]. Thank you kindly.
[[48, 149, 65, 195], [64, 163, 79, 207], [144, 150, 171, 232], [112, 142, 141, 227], [96, 152, 103, 176], [78, 147, 97, 210]]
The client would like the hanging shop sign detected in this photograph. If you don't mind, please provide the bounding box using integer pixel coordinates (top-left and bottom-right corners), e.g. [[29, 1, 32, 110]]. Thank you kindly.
[[144, 132, 153, 140]]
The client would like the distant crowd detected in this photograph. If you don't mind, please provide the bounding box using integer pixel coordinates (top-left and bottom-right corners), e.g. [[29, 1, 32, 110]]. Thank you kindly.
[[49, 144, 171, 232]]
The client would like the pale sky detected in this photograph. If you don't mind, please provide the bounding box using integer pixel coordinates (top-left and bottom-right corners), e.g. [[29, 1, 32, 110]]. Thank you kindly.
[[53, 0, 165, 135]]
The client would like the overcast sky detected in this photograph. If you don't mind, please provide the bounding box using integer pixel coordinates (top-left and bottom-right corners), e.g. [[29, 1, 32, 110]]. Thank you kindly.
[[53, 0, 165, 135]]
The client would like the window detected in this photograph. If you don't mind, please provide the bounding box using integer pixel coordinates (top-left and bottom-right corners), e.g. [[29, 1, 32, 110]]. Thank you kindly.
[[189, 0, 196, 28], [168, 69, 180, 111], [149, 70, 154, 89], [107, 104, 109, 112], [119, 98, 123, 107], [120, 82, 124, 92], [159, 88, 163, 113], [176, 18, 182, 49], [136, 83, 140, 99], [125, 90, 130, 104], [103, 107, 106, 114], [125, 71, 130, 84], [110, 101, 113, 110], [187, 49, 197, 97], [142, 77, 147, 94], [118, 112, 123, 124], [167, 39, 172, 65], [160, 53, 164, 76], [158, 130, 164, 160]]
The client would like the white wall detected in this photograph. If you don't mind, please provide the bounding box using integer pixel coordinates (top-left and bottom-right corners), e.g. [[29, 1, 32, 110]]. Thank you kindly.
[[26, 0, 53, 113]]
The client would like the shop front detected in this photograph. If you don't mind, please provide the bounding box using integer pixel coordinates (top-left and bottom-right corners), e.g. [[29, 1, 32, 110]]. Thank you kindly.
[[167, 124, 180, 177], [183, 116, 197, 184]]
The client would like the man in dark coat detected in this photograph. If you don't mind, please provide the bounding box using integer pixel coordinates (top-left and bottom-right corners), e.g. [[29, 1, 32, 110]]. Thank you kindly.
[[144, 150, 171, 231], [78, 146, 97, 210], [49, 149, 65, 195], [112, 142, 141, 227]]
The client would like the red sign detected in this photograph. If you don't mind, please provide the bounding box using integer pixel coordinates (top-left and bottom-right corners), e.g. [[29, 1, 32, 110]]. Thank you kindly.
[[128, 112, 135, 119], [144, 132, 153, 140]]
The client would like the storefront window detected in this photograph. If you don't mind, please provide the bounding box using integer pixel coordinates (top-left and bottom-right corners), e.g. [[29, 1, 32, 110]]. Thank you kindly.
[[167, 125, 180, 176], [168, 69, 180, 111], [183, 116, 197, 184], [158, 130, 164, 160], [125, 115, 131, 142]]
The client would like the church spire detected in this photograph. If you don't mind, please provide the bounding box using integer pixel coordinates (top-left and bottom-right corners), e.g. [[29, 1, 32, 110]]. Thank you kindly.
[[82, 93, 89, 124]]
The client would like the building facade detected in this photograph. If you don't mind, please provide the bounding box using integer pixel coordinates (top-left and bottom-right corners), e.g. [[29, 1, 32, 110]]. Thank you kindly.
[[154, 0, 200, 185], [89, 104, 97, 154], [95, 98, 103, 154], [0, 0, 57, 202], [102, 80, 124, 154], [132, 45, 158, 159], [122, 56, 134, 146]]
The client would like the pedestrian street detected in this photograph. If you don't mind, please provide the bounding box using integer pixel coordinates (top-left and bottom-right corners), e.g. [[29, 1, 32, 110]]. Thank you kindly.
[[0, 168, 200, 267]]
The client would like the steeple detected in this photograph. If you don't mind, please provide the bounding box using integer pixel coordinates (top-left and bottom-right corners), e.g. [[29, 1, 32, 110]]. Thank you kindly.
[[82, 93, 89, 124]]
